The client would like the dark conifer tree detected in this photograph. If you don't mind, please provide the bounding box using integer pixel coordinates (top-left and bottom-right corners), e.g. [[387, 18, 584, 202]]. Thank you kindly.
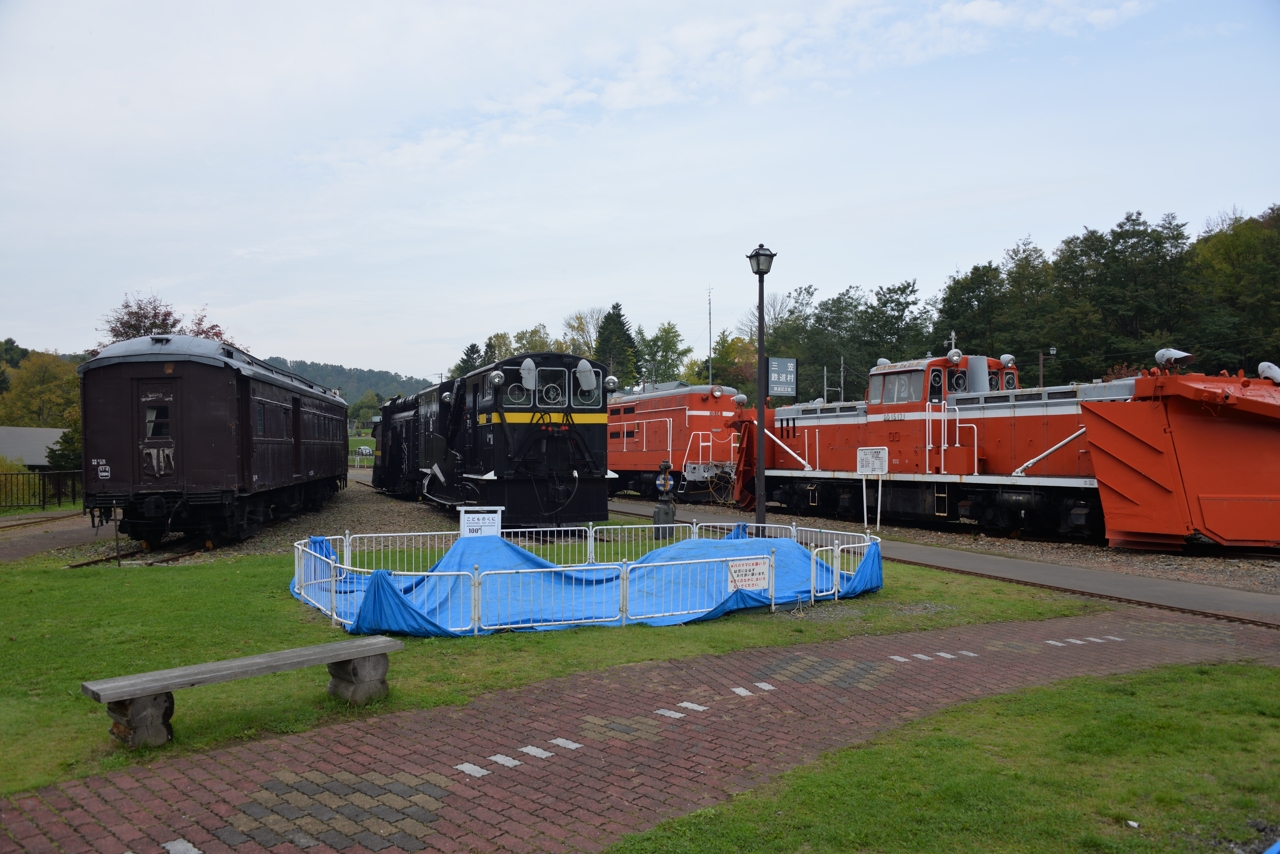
[[595, 303, 637, 386]]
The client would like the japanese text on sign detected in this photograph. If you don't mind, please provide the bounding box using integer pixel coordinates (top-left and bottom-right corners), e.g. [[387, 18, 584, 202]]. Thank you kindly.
[[459, 506, 504, 536], [727, 556, 771, 591], [857, 446, 889, 475], [768, 357, 797, 396]]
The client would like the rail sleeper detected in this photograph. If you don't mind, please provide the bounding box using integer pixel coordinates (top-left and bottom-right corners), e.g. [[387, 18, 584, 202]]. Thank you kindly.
[[80, 636, 404, 748]]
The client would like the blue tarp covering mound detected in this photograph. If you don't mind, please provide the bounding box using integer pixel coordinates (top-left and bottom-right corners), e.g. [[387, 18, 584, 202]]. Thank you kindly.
[[294, 532, 882, 638]]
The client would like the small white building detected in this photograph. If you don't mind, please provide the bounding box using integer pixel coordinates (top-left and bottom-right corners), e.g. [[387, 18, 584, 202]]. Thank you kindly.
[[0, 426, 67, 469]]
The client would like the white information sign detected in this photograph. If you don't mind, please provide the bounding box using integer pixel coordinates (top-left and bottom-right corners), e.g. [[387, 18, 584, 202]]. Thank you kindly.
[[857, 446, 890, 475], [459, 506, 504, 537], [727, 556, 771, 592]]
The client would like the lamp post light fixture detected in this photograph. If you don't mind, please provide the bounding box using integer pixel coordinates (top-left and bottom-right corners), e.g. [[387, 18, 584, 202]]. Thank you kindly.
[[746, 243, 776, 527]]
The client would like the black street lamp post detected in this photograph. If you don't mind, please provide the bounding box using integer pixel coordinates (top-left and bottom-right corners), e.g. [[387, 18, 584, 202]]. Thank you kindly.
[[746, 243, 776, 528]]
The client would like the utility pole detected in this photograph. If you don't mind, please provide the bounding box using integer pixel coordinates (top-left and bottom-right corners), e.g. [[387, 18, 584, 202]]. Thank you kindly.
[[707, 286, 713, 386]]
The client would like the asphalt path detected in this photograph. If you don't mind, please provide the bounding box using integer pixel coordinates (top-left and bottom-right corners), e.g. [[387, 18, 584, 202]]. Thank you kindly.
[[0, 509, 101, 563], [609, 498, 1280, 626]]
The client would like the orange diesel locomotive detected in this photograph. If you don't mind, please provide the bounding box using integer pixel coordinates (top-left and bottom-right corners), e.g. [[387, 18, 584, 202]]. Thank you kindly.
[[607, 382, 746, 503], [732, 350, 1280, 550]]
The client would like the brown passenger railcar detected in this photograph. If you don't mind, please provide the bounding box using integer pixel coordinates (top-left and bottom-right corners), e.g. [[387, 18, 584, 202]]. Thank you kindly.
[[80, 334, 347, 547]]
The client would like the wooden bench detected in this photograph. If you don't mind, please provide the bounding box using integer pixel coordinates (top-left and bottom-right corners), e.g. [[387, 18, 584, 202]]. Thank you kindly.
[[81, 636, 404, 748]]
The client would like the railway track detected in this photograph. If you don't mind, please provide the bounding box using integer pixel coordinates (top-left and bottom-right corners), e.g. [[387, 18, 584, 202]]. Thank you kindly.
[[608, 503, 1280, 632]]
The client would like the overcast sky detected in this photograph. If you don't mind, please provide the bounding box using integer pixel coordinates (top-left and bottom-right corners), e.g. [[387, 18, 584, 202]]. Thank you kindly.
[[2, 1, 1277, 377]]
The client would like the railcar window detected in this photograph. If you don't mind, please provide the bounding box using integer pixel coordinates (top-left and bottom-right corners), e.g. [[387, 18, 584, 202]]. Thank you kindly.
[[256, 403, 265, 436], [623, 406, 635, 414], [145, 406, 170, 437], [537, 368, 568, 408], [609, 431, 621, 439], [573, 369, 603, 408], [609, 408, 621, 416], [284, 411, 292, 440]]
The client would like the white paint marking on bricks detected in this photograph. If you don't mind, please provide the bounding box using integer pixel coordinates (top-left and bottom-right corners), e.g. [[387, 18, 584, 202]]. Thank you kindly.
[[912, 654, 933, 660], [1066, 639, 1087, 645], [1106, 636, 1125, 641], [1045, 641, 1066, 647], [550, 738, 583, 749], [754, 682, 776, 691], [519, 745, 555, 759], [935, 653, 956, 659], [488, 754, 522, 768], [959, 651, 978, 657], [162, 841, 202, 854], [889, 655, 910, 662], [455, 763, 490, 777], [1085, 637, 1106, 643], [731, 687, 754, 697], [678, 702, 708, 712], [655, 708, 686, 719]]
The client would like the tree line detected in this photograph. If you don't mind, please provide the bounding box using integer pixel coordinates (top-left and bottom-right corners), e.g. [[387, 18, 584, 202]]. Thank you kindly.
[[445, 205, 1279, 405]]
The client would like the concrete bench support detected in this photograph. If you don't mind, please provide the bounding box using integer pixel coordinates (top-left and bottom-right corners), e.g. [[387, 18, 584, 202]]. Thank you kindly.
[[82, 636, 404, 749]]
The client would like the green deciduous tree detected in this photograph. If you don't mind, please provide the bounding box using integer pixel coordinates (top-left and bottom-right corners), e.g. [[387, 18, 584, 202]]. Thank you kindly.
[[635, 322, 692, 385], [0, 352, 80, 428]]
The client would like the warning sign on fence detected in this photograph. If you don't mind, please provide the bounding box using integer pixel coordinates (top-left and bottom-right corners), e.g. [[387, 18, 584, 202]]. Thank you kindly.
[[727, 556, 771, 592]]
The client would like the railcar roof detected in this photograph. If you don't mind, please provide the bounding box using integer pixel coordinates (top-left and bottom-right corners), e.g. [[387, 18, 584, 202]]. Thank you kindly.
[[610, 383, 741, 403], [79, 334, 346, 404]]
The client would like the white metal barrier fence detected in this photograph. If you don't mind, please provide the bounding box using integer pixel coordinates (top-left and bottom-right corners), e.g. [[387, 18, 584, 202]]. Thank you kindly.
[[294, 523, 878, 633]]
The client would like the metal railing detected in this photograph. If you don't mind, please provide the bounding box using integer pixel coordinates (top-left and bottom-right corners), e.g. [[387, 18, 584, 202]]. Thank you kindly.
[[590, 522, 695, 565], [0, 470, 81, 509], [294, 523, 878, 633], [479, 565, 623, 630]]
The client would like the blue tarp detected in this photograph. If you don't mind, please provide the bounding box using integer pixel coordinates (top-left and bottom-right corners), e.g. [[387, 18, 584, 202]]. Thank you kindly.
[[293, 533, 882, 638]]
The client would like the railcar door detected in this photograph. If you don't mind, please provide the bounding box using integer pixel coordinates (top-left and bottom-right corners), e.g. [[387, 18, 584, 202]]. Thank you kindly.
[[135, 379, 181, 486]]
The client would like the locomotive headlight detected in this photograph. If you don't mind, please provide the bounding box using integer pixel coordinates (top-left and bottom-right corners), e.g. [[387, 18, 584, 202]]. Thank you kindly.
[[947, 348, 963, 365], [487, 370, 504, 389], [1000, 354, 1015, 367], [603, 375, 619, 392], [441, 392, 453, 404], [711, 386, 723, 398]]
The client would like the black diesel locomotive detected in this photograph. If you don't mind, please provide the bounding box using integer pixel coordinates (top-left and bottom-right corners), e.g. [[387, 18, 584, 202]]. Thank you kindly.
[[373, 352, 614, 527], [80, 335, 347, 547]]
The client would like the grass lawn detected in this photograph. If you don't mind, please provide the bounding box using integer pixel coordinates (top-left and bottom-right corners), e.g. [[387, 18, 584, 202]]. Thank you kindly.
[[349, 437, 375, 450], [609, 663, 1280, 854], [0, 551, 1106, 794]]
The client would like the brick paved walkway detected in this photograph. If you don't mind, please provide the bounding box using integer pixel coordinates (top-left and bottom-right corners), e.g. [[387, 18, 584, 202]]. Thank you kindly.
[[4, 607, 1279, 854]]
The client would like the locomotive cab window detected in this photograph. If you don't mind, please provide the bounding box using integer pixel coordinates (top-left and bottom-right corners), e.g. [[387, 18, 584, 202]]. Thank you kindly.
[[573, 368, 602, 408], [145, 406, 170, 437], [537, 367, 568, 408], [502, 367, 532, 407], [988, 371, 1001, 391], [947, 368, 968, 393], [871, 371, 923, 405], [1003, 371, 1017, 390]]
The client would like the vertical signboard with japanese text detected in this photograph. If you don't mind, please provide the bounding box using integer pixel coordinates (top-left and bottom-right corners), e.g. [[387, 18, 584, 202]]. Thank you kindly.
[[768, 357, 797, 397]]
